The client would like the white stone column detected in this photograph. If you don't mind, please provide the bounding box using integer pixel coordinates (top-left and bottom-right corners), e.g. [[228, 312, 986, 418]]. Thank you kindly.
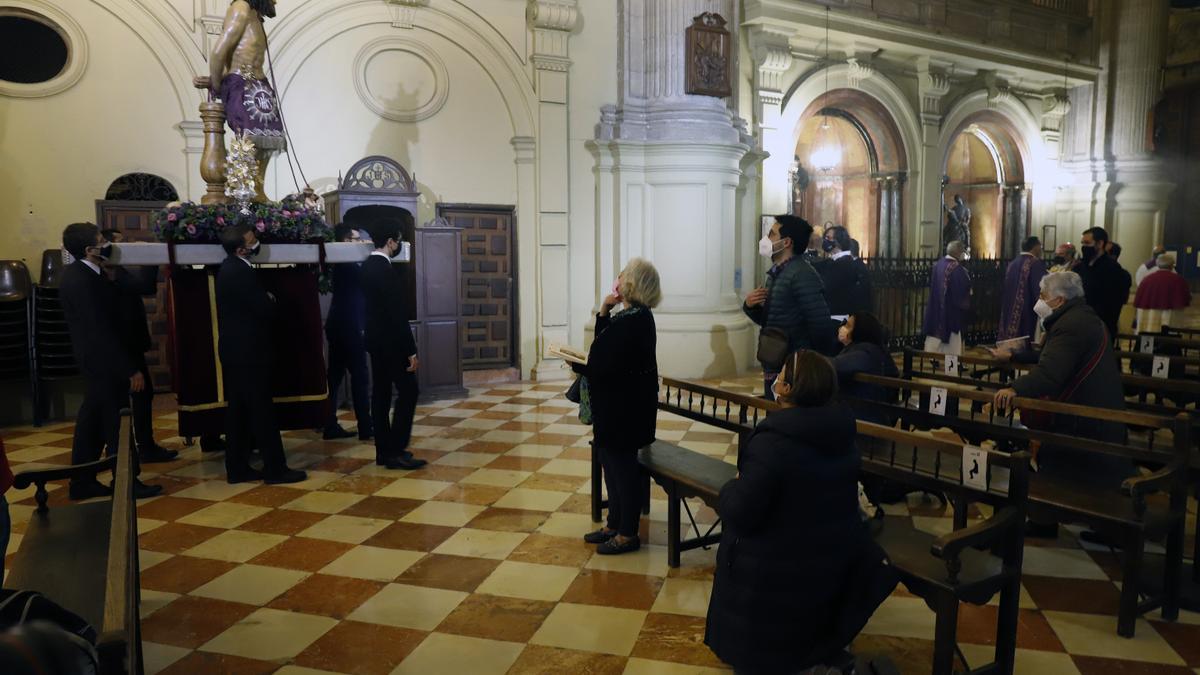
[[916, 57, 951, 255], [529, 0, 579, 381], [589, 0, 755, 379], [1108, 0, 1173, 271], [752, 28, 792, 216]]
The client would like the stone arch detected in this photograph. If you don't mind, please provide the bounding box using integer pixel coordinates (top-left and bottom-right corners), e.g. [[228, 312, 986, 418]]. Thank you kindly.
[[104, 172, 180, 201], [265, 0, 536, 138]]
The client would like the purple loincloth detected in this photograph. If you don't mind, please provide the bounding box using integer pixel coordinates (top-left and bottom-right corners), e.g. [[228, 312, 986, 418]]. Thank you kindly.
[[220, 72, 286, 150]]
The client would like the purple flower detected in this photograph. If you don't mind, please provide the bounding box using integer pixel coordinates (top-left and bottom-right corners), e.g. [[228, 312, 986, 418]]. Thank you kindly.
[[186, 223, 197, 235], [217, 216, 225, 226], [167, 213, 178, 222]]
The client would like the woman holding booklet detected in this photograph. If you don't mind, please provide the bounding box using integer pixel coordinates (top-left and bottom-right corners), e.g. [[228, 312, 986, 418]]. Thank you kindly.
[[571, 258, 662, 555]]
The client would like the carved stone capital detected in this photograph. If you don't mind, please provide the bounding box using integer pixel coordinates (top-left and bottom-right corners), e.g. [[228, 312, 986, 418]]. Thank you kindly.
[[916, 57, 951, 123], [1042, 93, 1071, 119], [753, 43, 792, 94], [386, 0, 427, 29], [512, 136, 537, 165], [846, 57, 875, 89], [982, 71, 1012, 106], [527, 0, 580, 32]]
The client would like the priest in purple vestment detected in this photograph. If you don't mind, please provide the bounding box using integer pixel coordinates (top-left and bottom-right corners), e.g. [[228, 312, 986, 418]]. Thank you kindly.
[[922, 240, 972, 355], [998, 236, 1047, 343]]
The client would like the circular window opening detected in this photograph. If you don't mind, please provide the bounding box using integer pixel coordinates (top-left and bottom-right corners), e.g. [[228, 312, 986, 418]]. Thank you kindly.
[[0, 14, 69, 84]]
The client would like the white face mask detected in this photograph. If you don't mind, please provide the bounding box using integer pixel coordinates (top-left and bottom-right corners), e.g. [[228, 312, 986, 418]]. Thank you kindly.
[[1033, 298, 1054, 320], [759, 235, 786, 259]]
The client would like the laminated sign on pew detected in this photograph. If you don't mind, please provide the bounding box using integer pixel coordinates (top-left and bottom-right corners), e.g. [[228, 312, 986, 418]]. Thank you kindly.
[[1141, 335, 1155, 354], [944, 355, 959, 375], [929, 386, 948, 416], [1152, 355, 1170, 379], [962, 445, 988, 491]]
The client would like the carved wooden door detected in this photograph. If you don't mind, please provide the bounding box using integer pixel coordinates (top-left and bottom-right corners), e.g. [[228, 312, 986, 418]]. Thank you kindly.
[[438, 206, 516, 370]]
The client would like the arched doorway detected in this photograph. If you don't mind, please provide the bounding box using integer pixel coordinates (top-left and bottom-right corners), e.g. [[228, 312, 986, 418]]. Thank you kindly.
[[791, 89, 908, 257], [942, 112, 1029, 259]]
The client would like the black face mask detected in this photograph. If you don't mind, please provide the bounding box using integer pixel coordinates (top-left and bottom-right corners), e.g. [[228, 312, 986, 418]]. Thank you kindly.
[[1080, 245, 1097, 261], [246, 241, 261, 257], [1052, 256, 1066, 266], [822, 239, 836, 253]]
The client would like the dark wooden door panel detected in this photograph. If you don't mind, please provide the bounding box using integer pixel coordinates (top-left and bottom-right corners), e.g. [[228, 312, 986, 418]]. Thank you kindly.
[[439, 207, 515, 371]]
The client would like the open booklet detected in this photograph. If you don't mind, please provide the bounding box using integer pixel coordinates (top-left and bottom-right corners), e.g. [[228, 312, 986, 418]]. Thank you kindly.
[[548, 344, 588, 365], [993, 336, 1029, 352]]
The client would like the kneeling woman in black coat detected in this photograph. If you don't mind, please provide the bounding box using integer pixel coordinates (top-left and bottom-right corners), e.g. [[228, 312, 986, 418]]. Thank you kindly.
[[705, 351, 896, 674]]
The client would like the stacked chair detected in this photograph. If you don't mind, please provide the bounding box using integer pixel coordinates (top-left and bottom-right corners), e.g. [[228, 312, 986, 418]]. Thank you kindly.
[[32, 250, 79, 426], [0, 262, 33, 398]]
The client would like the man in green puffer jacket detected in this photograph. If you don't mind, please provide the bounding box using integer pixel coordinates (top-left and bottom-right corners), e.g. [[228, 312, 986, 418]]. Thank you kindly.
[[744, 216, 834, 400]]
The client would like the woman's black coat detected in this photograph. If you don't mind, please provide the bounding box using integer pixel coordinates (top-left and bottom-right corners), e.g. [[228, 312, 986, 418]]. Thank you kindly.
[[573, 306, 658, 450], [833, 341, 899, 425], [704, 404, 896, 674]]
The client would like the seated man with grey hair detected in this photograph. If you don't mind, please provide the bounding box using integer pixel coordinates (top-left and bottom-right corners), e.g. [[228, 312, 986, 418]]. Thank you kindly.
[[991, 272, 1131, 525], [921, 240, 971, 355]]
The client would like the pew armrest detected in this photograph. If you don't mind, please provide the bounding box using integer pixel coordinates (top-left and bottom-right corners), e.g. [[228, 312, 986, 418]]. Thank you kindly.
[[1122, 465, 1179, 516], [13, 456, 118, 513], [931, 506, 1019, 583]]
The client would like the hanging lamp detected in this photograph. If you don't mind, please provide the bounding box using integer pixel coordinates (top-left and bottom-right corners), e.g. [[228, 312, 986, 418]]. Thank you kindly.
[[809, 6, 841, 172]]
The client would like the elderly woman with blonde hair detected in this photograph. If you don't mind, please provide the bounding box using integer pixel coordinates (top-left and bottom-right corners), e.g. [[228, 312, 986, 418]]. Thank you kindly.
[[572, 258, 662, 555]]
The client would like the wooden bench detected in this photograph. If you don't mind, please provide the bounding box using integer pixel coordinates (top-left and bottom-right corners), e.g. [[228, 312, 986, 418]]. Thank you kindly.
[[7, 416, 143, 674], [645, 379, 1031, 675], [846, 372, 1192, 637]]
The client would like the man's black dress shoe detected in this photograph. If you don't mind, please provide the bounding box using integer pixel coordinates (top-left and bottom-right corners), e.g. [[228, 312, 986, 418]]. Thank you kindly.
[[264, 468, 308, 485], [133, 479, 164, 499], [69, 479, 114, 501], [323, 425, 356, 440], [379, 455, 427, 470], [227, 467, 264, 484], [200, 435, 227, 453], [140, 445, 179, 464], [358, 430, 374, 441]]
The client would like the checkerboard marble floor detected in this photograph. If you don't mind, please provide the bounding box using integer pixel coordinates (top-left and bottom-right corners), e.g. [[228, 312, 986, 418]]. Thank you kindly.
[[3, 375, 1199, 674]]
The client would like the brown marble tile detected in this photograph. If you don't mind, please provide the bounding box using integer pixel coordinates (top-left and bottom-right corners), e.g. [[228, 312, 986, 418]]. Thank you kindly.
[[520, 473, 585, 493], [341, 495, 425, 520], [487, 455, 551, 472], [364, 521, 458, 551], [433, 483, 511, 506], [436, 593, 556, 642], [405, 464, 476, 483], [139, 522, 224, 554], [136, 496, 212, 522], [157, 651, 279, 675], [630, 613, 725, 667], [499, 421, 548, 432], [505, 397, 546, 407], [559, 447, 594, 461], [666, 563, 715, 581], [140, 595, 257, 648], [147, 474, 204, 497], [525, 433, 583, 447], [320, 474, 399, 497], [460, 440, 518, 454], [1150, 620, 1200, 666], [248, 536, 355, 572], [295, 620, 426, 675], [559, 493, 595, 515], [1021, 575, 1122, 615], [562, 569, 664, 610], [474, 410, 518, 421], [506, 645, 627, 675], [312, 456, 372, 474], [419, 415, 462, 427], [1086, 548, 1127, 582], [139, 555, 237, 594], [227, 485, 309, 508], [508, 533, 595, 568], [1069, 655, 1194, 674], [850, 635, 939, 674], [238, 509, 329, 536], [656, 420, 692, 431], [466, 507, 549, 533], [268, 574, 385, 619], [954, 604, 1064, 652], [456, 400, 498, 410], [682, 431, 736, 443], [395, 553, 502, 592], [438, 427, 490, 440]]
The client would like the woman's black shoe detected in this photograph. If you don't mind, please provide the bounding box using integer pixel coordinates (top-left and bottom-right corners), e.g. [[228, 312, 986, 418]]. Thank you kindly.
[[583, 528, 616, 544], [596, 535, 640, 555]]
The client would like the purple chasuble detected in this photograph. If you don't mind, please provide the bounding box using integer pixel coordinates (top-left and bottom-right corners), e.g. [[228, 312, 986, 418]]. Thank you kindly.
[[998, 253, 1047, 341], [922, 256, 972, 342]]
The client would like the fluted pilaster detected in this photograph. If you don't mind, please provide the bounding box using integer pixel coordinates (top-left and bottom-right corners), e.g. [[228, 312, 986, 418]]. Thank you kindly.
[[1111, 0, 1168, 160]]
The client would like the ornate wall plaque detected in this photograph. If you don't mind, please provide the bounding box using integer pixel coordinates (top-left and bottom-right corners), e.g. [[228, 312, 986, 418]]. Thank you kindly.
[[685, 12, 731, 98]]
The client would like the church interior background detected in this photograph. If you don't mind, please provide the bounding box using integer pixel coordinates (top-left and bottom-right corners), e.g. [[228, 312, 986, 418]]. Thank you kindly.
[[2, 0, 1200, 673]]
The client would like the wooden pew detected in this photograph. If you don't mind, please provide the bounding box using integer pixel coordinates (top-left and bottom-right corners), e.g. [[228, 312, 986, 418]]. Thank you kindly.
[[1118, 333, 1200, 357], [645, 379, 1031, 675], [845, 372, 1192, 637], [7, 416, 143, 674]]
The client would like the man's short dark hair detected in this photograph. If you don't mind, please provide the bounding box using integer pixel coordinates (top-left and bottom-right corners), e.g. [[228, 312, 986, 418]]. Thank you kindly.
[[245, 0, 276, 19], [774, 215, 812, 253], [366, 220, 401, 249], [333, 224, 356, 242], [62, 223, 99, 259], [100, 228, 122, 241], [220, 223, 252, 256], [1021, 236, 1041, 253], [1109, 242, 1122, 260], [827, 226, 852, 252], [1083, 227, 1109, 244], [849, 238, 861, 258]]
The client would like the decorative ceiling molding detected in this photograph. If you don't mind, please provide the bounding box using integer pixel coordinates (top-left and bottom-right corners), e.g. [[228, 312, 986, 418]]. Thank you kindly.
[[352, 35, 449, 122], [385, 0, 427, 30], [0, 1, 88, 98]]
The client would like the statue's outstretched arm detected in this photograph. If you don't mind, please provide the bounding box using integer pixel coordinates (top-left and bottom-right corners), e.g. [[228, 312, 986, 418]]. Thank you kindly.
[[209, 1, 251, 94]]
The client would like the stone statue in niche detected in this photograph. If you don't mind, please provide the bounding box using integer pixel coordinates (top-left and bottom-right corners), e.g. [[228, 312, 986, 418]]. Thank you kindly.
[[193, 0, 285, 204], [942, 193, 972, 253], [685, 12, 732, 98]]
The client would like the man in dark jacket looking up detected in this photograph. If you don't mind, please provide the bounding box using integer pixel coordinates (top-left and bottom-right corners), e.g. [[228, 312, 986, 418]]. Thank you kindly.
[[1075, 226, 1131, 342], [744, 215, 832, 400]]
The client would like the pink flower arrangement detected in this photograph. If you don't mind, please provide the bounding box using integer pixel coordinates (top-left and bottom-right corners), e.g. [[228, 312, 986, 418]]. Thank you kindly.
[[256, 220, 266, 232], [186, 223, 196, 235], [167, 213, 178, 222]]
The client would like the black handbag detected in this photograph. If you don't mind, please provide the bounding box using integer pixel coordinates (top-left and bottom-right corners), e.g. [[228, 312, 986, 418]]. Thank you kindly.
[[756, 327, 790, 370], [564, 377, 582, 404]]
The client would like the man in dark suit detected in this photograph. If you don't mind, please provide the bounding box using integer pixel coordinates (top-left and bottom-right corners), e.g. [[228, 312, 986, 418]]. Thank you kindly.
[[215, 224, 306, 484], [323, 223, 373, 440], [362, 220, 426, 470], [1076, 226, 1132, 342], [100, 228, 178, 464], [59, 223, 162, 500]]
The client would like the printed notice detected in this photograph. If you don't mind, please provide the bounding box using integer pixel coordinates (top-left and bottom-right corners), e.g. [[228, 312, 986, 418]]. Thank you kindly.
[[963, 445, 988, 491], [929, 387, 948, 416], [944, 354, 959, 375], [1152, 356, 1170, 379], [1140, 336, 1155, 354]]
